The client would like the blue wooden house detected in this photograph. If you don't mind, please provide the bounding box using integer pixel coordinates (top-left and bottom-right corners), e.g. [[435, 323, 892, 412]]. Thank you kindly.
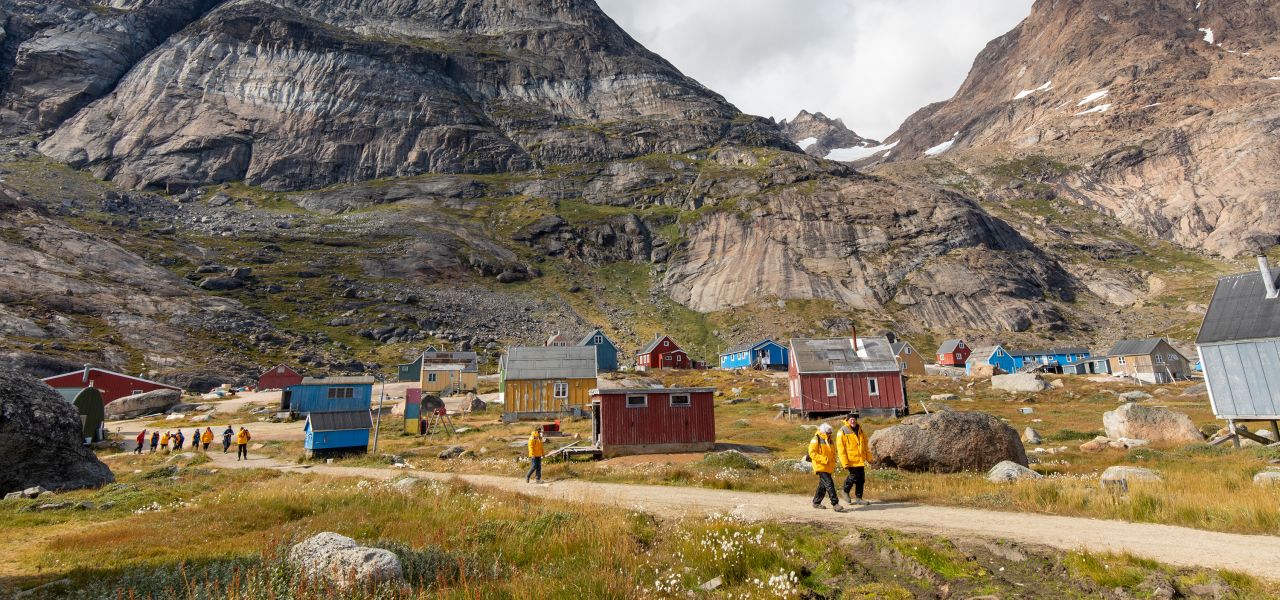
[[304, 410, 372, 455], [577, 329, 619, 372], [719, 339, 789, 370], [1009, 347, 1091, 373], [282, 376, 375, 415], [966, 344, 1018, 375]]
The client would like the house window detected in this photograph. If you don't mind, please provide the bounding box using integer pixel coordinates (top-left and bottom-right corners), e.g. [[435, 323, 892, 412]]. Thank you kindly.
[[670, 394, 691, 407], [996, 349, 1003, 356], [626, 395, 647, 408], [1154, 355, 1165, 364], [825, 378, 837, 397], [957, 342, 965, 349], [594, 335, 603, 345], [277, 367, 286, 374], [428, 373, 437, 383], [1118, 356, 1127, 365], [553, 382, 569, 399], [132, 389, 143, 396], [663, 340, 669, 347], [1167, 354, 1177, 362], [867, 378, 879, 396], [903, 346, 911, 354], [899, 362, 907, 372], [790, 377, 800, 398], [327, 387, 354, 399]]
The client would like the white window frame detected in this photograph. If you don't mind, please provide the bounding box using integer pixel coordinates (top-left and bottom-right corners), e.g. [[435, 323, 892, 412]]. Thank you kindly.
[[1154, 355, 1165, 364], [663, 340, 669, 347], [594, 334, 603, 345], [626, 395, 647, 408], [553, 381, 569, 399], [825, 378, 837, 397], [867, 378, 879, 396], [670, 394, 691, 407], [132, 389, 144, 396], [1118, 356, 1127, 365], [903, 346, 911, 354], [1167, 354, 1177, 362], [427, 373, 437, 383]]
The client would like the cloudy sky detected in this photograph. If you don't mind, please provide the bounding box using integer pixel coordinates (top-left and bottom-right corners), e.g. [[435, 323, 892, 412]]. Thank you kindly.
[[597, 0, 1034, 140]]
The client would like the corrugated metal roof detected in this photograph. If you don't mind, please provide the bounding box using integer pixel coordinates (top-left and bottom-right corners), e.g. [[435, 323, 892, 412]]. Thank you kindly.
[[936, 339, 963, 354], [790, 337, 899, 374], [1010, 347, 1090, 357], [503, 346, 597, 380], [308, 410, 372, 431], [590, 387, 715, 396], [1106, 339, 1164, 357], [719, 339, 777, 357], [299, 376, 376, 385], [639, 334, 678, 355], [1198, 270, 1280, 345], [422, 363, 468, 371], [422, 351, 478, 372], [966, 345, 1000, 363]]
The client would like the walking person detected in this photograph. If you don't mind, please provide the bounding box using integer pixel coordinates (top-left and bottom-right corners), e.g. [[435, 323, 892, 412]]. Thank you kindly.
[[175, 429, 184, 450], [135, 429, 147, 454], [160, 431, 171, 453], [235, 426, 250, 461], [191, 429, 202, 452], [149, 431, 160, 453], [836, 412, 871, 506], [201, 427, 213, 451], [808, 423, 845, 512], [526, 429, 545, 484], [222, 425, 234, 453]]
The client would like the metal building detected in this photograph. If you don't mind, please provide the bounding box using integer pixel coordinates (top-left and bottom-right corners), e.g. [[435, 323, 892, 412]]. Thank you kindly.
[[304, 410, 372, 455], [1197, 255, 1280, 428]]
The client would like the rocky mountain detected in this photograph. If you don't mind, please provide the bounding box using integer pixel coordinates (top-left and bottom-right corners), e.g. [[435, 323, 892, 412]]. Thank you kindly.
[[778, 110, 880, 160], [875, 0, 1280, 258]]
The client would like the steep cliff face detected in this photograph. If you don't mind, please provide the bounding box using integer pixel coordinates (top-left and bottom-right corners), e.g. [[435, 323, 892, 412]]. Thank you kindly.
[[38, 0, 792, 191], [878, 0, 1280, 257], [778, 110, 879, 159]]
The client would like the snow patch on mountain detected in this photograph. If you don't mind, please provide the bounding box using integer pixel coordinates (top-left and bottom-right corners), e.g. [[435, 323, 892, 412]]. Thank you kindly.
[[825, 140, 898, 162], [1013, 81, 1052, 100], [924, 133, 960, 157], [1077, 90, 1109, 106], [796, 137, 818, 151], [1074, 103, 1112, 116], [1199, 27, 1214, 44]]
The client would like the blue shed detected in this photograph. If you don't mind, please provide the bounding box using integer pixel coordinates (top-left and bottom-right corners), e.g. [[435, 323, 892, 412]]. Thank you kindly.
[[282, 376, 375, 415], [719, 339, 789, 370], [304, 410, 372, 455], [578, 329, 619, 372]]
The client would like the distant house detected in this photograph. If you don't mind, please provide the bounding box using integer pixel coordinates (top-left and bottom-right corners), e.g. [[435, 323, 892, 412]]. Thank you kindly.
[[304, 410, 372, 456], [419, 349, 478, 394], [965, 345, 1009, 376], [636, 334, 691, 371], [500, 346, 598, 420], [718, 339, 789, 370], [1106, 339, 1190, 384], [281, 376, 375, 415], [1008, 347, 1092, 374], [788, 336, 907, 417], [935, 340, 971, 367], [42, 365, 181, 405], [589, 387, 716, 457], [1063, 357, 1110, 376], [578, 328, 620, 372], [258, 364, 303, 390], [395, 349, 430, 382], [889, 340, 926, 376], [1197, 256, 1280, 421], [546, 332, 572, 347]]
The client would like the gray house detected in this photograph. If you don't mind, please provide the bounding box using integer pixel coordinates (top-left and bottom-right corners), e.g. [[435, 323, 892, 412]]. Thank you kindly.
[[1197, 255, 1280, 422]]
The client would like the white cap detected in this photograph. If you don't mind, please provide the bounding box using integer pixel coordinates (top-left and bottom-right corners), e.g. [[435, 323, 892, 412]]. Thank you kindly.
[[818, 423, 833, 435]]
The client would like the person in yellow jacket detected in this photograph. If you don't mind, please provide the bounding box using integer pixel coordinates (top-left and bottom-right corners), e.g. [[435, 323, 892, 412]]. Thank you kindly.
[[808, 423, 846, 512], [235, 427, 251, 461], [159, 431, 171, 453], [836, 412, 872, 506], [526, 429, 545, 484], [201, 427, 214, 451]]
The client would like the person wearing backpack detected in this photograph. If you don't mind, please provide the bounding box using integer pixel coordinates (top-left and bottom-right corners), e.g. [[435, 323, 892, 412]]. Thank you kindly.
[[235, 427, 251, 461], [808, 422, 845, 512], [836, 412, 871, 506]]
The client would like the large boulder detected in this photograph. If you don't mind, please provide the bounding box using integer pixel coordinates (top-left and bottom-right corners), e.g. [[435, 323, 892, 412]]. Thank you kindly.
[[1103, 403, 1204, 444], [991, 373, 1047, 393], [288, 532, 404, 589], [464, 393, 487, 413], [1100, 466, 1162, 484], [870, 411, 1028, 473], [104, 389, 182, 420], [0, 371, 114, 494], [987, 460, 1042, 483]]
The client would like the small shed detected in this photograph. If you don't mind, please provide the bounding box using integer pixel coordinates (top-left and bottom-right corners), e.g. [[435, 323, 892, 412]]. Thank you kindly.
[[636, 334, 691, 370], [420, 350, 479, 393], [282, 376, 375, 416], [304, 410, 372, 455], [718, 339, 789, 370], [258, 364, 303, 390], [590, 387, 716, 457], [788, 336, 907, 417], [935, 339, 971, 367], [42, 365, 180, 405], [396, 354, 423, 382], [1197, 256, 1280, 422], [578, 328, 620, 372]]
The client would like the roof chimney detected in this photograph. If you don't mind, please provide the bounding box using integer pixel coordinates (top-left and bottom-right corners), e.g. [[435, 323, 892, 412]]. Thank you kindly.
[[1259, 254, 1279, 299], [850, 323, 858, 351], [82, 363, 91, 384]]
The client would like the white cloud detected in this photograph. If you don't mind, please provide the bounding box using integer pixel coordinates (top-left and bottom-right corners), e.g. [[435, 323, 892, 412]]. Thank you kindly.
[[597, 0, 1034, 139]]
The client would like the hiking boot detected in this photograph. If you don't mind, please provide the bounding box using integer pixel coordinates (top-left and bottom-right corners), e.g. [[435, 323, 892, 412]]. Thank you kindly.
[[832, 504, 847, 513], [812, 503, 827, 510], [855, 499, 870, 506], [837, 490, 852, 504]]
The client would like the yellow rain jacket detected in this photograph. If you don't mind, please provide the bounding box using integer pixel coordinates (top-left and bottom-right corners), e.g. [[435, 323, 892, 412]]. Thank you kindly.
[[836, 422, 870, 469], [235, 429, 250, 445], [528, 433, 545, 458], [808, 432, 835, 474], [201, 429, 214, 445], [160, 433, 170, 446]]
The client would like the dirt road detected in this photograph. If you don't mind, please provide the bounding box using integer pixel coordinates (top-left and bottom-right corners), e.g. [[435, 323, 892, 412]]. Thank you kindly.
[[206, 452, 1280, 580]]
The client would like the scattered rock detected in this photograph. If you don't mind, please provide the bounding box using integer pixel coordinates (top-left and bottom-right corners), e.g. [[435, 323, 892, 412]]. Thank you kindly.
[[1181, 383, 1207, 397], [991, 373, 1047, 393], [870, 411, 1028, 473], [1252, 470, 1280, 486], [1118, 391, 1152, 402], [930, 393, 957, 401], [465, 393, 487, 413], [700, 576, 723, 592], [0, 371, 114, 494], [22, 486, 48, 498], [1079, 436, 1111, 453], [773, 459, 813, 474], [722, 397, 750, 405], [191, 415, 211, 423], [987, 460, 1042, 483], [288, 532, 404, 589], [438, 446, 465, 459], [1103, 403, 1204, 444], [3, 491, 22, 501], [1100, 466, 1162, 485], [1049, 379, 1065, 389], [197, 276, 247, 291], [1023, 427, 1042, 445]]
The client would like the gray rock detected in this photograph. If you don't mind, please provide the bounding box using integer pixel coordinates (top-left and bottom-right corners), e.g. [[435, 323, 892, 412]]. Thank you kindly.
[[198, 276, 246, 291], [104, 389, 182, 420], [0, 371, 114, 494], [1100, 466, 1162, 485], [288, 532, 404, 589], [1181, 383, 1208, 397], [465, 393, 487, 413], [1103, 403, 1204, 444], [1023, 427, 1042, 445], [930, 393, 957, 401], [438, 446, 465, 459], [22, 486, 48, 498], [1252, 470, 1280, 486], [1049, 379, 1065, 389], [987, 460, 1042, 483], [3, 491, 22, 501], [1118, 391, 1152, 402], [773, 459, 813, 474], [991, 374, 1048, 393], [700, 576, 723, 591], [869, 411, 1028, 473]]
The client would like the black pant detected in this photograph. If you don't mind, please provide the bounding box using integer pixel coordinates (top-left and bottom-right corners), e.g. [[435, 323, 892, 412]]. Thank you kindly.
[[813, 472, 838, 506], [223, 440, 230, 453], [237, 444, 248, 460], [526, 457, 542, 482], [135, 441, 144, 454], [843, 466, 866, 500]]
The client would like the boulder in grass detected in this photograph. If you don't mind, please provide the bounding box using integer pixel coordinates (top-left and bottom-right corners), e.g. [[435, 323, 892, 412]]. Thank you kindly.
[[870, 411, 1028, 473], [991, 374, 1047, 393], [288, 532, 404, 589], [1253, 470, 1280, 486], [1023, 427, 1042, 445], [438, 446, 465, 459], [1118, 391, 1152, 402], [987, 460, 1042, 483], [1103, 403, 1204, 444], [0, 371, 114, 495], [1100, 466, 1162, 485]]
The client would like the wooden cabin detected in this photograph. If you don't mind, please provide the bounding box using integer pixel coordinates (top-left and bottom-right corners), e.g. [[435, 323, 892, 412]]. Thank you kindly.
[[1106, 339, 1190, 384], [935, 340, 971, 367], [42, 365, 181, 405], [500, 346, 598, 420], [890, 340, 926, 375], [419, 349, 478, 394], [589, 387, 716, 457], [578, 328, 620, 372], [258, 364, 303, 390], [636, 334, 691, 371], [788, 336, 907, 417]]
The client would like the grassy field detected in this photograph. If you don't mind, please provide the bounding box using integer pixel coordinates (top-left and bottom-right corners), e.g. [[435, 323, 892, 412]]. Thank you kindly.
[[2, 451, 1274, 599]]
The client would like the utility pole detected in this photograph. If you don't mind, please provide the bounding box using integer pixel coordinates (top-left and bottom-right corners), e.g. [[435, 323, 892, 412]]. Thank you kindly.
[[372, 373, 386, 453]]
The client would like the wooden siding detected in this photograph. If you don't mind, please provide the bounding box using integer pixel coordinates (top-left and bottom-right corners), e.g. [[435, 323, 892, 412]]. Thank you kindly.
[[258, 365, 303, 390], [1201, 339, 1280, 419], [419, 368, 476, 394], [305, 428, 370, 451], [1108, 341, 1190, 383], [897, 349, 926, 376], [43, 369, 179, 405], [286, 384, 372, 414], [788, 362, 904, 413], [505, 377, 595, 415], [595, 391, 716, 448]]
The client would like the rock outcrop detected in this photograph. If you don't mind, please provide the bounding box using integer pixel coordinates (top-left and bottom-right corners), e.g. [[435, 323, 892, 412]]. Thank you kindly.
[[1103, 403, 1204, 445], [987, 460, 1042, 483], [104, 389, 182, 421], [779, 110, 880, 159], [869, 411, 1028, 473], [288, 532, 404, 589], [0, 370, 114, 494], [991, 373, 1048, 393]]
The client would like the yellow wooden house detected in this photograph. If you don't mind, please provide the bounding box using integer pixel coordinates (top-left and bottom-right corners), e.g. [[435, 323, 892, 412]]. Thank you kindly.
[[500, 346, 598, 420], [419, 350, 479, 395]]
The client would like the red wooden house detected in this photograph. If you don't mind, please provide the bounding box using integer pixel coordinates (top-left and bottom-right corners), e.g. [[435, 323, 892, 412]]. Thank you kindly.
[[635, 334, 691, 370], [258, 364, 304, 390], [42, 365, 181, 405], [590, 387, 716, 457], [935, 339, 971, 367], [788, 337, 907, 417]]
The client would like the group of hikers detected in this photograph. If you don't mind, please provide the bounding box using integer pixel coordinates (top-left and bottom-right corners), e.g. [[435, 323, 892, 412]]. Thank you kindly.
[[807, 412, 871, 513], [134, 425, 253, 460]]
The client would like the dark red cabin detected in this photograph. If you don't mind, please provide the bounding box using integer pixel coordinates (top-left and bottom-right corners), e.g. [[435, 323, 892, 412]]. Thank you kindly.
[[590, 387, 716, 457], [42, 365, 181, 405], [258, 364, 304, 390], [788, 337, 907, 417], [635, 334, 691, 370], [935, 339, 971, 367]]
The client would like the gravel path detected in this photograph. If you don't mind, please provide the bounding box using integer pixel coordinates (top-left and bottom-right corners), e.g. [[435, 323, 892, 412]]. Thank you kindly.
[[206, 452, 1280, 580]]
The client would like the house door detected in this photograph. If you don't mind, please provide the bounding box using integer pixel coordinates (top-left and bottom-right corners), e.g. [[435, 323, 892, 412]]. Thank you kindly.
[[280, 390, 292, 411], [591, 404, 602, 446]]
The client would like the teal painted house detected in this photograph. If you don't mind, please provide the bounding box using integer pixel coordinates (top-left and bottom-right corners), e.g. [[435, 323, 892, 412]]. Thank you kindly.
[[282, 376, 375, 415], [577, 329, 618, 372], [719, 339, 789, 370]]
